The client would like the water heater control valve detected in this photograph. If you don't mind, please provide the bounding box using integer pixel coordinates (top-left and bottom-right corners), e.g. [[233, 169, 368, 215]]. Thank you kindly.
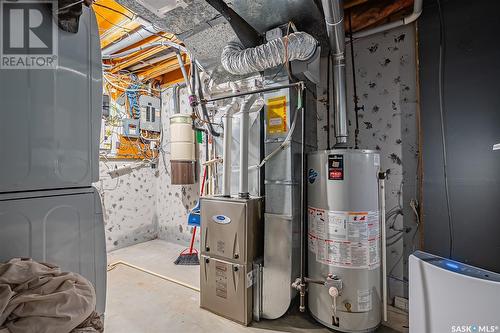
[[325, 274, 343, 294]]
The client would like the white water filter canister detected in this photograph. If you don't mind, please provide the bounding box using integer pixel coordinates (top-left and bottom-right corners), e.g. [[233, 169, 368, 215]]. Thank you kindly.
[[307, 149, 381, 332], [170, 114, 195, 184]]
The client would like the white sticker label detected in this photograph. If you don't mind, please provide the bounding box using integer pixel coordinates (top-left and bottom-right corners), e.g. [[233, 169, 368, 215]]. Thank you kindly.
[[269, 118, 283, 126], [327, 212, 348, 240], [358, 289, 372, 312], [246, 269, 254, 288], [374, 154, 380, 167], [308, 207, 380, 269]]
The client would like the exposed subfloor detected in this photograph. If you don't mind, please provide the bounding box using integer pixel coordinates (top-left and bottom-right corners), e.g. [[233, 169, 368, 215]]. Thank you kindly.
[[105, 240, 399, 333]]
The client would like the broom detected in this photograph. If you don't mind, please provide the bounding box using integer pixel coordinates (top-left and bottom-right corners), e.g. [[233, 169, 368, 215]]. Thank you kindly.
[[174, 166, 207, 265]]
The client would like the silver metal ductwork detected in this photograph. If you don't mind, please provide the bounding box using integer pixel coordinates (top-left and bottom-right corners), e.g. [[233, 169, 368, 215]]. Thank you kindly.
[[321, 0, 348, 145]]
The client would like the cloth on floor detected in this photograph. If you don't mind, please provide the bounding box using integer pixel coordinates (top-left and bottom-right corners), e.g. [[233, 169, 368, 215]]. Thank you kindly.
[[0, 258, 96, 333], [71, 311, 103, 333]]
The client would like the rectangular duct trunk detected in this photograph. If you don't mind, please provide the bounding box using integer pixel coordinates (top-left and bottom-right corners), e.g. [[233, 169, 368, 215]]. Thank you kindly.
[[261, 72, 317, 319]]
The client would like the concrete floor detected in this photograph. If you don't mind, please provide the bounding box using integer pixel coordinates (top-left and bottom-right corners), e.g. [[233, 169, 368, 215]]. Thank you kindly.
[[105, 240, 399, 333]]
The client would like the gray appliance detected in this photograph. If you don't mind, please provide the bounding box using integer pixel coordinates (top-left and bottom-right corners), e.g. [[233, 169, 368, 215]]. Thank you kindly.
[[0, 7, 106, 315], [261, 73, 318, 319], [0, 188, 107, 314], [308, 150, 382, 332], [410, 251, 500, 333], [200, 196, 262, 326]]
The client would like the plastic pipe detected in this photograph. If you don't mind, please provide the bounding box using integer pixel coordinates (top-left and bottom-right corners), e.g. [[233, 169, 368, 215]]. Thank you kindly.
[[350, 0, 423, 40], [108, 261, 200, 292], [379, 174, 388, 322], [238, 95, 258, 198], [222, 98, 240, 197], [102, 18, 161, 56], [127, 52, 176, 72], [176, 51, 193, 96], [299, 88, 307, 312], [101, 41, 189, 60]]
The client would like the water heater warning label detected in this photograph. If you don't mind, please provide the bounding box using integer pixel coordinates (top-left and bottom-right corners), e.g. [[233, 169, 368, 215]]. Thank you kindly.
[[328, 154, 344, 180], [308, 207, 380, 269]]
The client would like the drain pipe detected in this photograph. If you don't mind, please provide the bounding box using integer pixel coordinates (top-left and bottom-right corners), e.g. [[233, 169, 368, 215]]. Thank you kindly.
[[238, 95, 258, 198], [102, 17, 161, 56], [379, 171, 388, 322], [172, 83, 186, 114], [351, 0, 423, 40], [175, 51, 193, 96], [321, 0, 348, 146]]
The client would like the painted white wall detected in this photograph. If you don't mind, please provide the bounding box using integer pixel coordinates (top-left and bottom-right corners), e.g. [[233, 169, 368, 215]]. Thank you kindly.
[[94, 161, 158, 252]]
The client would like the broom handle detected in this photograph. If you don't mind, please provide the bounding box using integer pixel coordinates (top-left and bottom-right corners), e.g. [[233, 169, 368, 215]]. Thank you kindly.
[[201, 166, 207, 195], [189, 166, 207, 255], [188, 227, 197, 254]]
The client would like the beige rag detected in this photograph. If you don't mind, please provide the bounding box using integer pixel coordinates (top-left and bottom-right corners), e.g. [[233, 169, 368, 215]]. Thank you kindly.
[[0, 258, 96, 333]]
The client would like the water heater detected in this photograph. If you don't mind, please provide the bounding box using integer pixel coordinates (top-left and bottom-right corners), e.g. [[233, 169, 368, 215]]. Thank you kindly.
[[307, 150, 381, 332]]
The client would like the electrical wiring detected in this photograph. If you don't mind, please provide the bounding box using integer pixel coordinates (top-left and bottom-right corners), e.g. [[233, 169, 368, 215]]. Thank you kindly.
[[94, 12, 133, 42], [92, 2, 134, 21], [103, 75, 158, 93], [96, 8, 211, 169], [283, 21, 296, 82], [56, 0, 85, 13], [410, 199, 421, 251], [436, 0, 454, 259], [100, 111, 159, 161], [388, 274, 408, 285], [140, 130, 160, 142], [126, 83, 142, 119], [386, 233, 404, 247], [388, 250, 404, 278], [92, 0, 204, 72], [96, 12, 192, 71], [258, 104, 300, 169]]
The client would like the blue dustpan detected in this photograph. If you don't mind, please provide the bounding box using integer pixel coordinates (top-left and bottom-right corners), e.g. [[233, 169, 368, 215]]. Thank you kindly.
[[188, 200, 201, 227]]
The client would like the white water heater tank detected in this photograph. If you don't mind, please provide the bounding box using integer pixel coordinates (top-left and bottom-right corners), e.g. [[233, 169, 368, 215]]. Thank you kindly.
[[307, 149, 381, 332]]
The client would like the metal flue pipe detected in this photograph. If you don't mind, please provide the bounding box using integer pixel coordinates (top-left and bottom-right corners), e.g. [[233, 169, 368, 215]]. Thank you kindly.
[[321, 0, 348, 145]]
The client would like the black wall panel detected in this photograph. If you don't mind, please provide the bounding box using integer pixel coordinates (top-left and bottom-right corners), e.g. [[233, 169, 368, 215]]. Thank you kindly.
[[419, 0, 500, 271]]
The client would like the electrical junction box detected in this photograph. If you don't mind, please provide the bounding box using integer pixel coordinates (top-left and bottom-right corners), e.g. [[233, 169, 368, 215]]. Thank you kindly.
[[139, 95, 161, 132], [122, 118, 140, 138], [103, 94, 110, 118]]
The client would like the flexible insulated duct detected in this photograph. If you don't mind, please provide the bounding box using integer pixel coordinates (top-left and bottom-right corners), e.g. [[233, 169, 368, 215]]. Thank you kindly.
[[221, 32, 318, 75]]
